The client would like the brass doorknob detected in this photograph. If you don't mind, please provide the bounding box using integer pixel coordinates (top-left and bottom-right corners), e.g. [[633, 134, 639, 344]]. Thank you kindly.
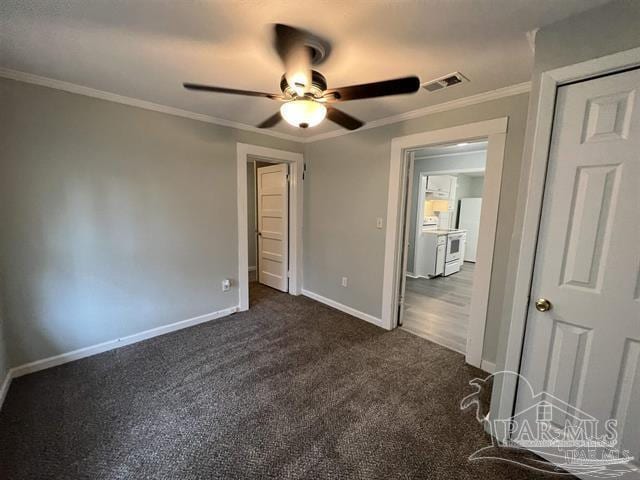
[[535, 298, 552, 312]]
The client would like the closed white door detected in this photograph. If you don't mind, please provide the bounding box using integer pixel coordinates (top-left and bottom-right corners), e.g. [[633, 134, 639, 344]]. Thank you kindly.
[[257, 163, 289, 292], [458, 198, 482, 262], [517, 68, 640, 469]]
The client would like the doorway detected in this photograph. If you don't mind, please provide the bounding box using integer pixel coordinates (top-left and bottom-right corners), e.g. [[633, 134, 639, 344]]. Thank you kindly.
[[382, 118, 508, 369], [401, 141, 487, 355], [236, 143, 304, 311]]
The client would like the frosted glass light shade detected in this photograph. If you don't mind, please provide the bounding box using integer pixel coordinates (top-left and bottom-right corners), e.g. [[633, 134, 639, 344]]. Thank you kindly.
[[280, 99, 327, 128]]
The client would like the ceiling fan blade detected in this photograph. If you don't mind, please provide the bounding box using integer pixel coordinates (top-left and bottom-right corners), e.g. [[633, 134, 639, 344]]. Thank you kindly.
[[183, 83, 282, 99], [273, 24, 312, 95], [256, 112, 282, 129], [324, 76, 421, 102], [326, 106, 364, 131]]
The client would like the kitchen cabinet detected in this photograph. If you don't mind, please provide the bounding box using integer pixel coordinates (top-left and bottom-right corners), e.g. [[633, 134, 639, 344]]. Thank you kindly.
[[426, 175, 458, 203], [416, 232, 447, 277], [426, 175, 451, 195]]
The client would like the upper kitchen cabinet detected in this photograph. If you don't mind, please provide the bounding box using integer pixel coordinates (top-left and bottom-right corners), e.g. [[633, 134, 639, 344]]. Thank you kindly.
[[426, 175, 457, 202], [426, 175, 451, 194]]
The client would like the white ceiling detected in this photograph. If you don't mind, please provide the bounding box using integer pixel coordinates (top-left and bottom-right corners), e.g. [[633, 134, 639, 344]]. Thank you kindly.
[[0, 0, 609, 139]]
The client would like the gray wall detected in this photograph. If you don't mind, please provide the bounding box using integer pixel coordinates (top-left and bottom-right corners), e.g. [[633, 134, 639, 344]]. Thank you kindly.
[[468, 177, 484, 197], [453, 175, 473, 228], [406, 151, 486, 273], [496, 0, 640, 372], [304, 93, 530, 364], [0, 77, 302, 367], [452, 174, 484, 228], [533, 0, 640, 76]]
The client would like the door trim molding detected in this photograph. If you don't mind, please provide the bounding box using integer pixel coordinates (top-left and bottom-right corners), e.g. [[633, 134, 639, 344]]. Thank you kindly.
[[490, 46, 640, 437], [237, 143, 304, 310], [381, 117, 508, 369]]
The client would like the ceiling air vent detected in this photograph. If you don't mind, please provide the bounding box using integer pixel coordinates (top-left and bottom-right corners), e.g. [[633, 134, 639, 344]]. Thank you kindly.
[[422, 72, 469, 92]]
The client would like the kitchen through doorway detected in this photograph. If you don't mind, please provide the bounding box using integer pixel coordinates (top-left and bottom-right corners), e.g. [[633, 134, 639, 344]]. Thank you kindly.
[[400, 140, 487, 354]]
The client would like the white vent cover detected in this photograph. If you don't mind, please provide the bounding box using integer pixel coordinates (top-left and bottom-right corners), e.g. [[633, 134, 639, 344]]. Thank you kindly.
[[422, 72, 469, 92]]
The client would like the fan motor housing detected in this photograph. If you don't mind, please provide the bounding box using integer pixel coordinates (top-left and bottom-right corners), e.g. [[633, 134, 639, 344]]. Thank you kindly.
[[280, 70, 327, 98]]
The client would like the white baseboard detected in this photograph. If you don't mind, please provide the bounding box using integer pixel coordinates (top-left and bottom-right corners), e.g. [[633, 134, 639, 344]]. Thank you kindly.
[[480, 360, 496, 374], [0, 369, 12, 411], [9, 305, 239, 380], [248, 266, 256, 272], [405, 272, 419, 279], [301, 289, 383, 327]]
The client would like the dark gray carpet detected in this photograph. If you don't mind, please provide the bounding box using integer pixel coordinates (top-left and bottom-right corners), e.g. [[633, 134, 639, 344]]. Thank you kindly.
[[0, 284, 560, 479]]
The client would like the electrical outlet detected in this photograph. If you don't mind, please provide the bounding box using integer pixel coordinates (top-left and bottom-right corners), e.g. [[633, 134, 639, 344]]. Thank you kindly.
[[341, 277, 348, 287], [221, 279, 231, 292], [376, 217, 384, 229]]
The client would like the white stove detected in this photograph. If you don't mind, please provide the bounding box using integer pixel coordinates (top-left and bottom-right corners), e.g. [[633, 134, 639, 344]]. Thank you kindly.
[[444, 230, 466, 276], [417, 219, 467, 278]]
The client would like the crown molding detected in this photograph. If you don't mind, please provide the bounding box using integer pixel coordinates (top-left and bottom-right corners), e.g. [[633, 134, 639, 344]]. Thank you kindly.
[[302, 81, 531, 143], [0, 67, 304, 143], [1, 67, 530, 145]]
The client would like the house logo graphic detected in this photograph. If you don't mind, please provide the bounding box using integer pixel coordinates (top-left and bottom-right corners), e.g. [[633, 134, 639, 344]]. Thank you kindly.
[[461, 371, 637, 478]]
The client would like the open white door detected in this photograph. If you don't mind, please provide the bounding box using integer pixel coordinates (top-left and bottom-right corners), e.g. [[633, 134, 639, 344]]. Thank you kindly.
[[257, 163, 289, 292], [397, 153, 415, 325], [516, 68, 640, 473]]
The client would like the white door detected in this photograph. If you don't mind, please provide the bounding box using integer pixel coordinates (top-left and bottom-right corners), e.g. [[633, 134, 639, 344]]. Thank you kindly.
[[458, 198, 482, 262], [257, 163, 289, 292], [517, 68, 640, 471]]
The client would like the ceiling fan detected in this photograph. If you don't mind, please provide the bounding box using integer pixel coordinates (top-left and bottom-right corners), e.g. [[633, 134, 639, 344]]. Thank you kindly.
[[184, 24, 421, 131]]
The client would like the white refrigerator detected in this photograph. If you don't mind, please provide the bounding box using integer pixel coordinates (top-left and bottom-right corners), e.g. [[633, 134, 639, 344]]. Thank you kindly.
[[458, 198, 482, 262]]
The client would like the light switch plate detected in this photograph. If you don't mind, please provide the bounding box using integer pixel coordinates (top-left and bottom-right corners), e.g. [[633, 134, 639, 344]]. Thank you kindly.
[[376, 217, 383, 229]]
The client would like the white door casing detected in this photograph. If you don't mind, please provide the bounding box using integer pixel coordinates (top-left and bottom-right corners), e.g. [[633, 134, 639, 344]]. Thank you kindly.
[[236, 143, 303, 311], [257, 163, 289, 292], [516, 68, 640, 469], [383, 118, 508, 369], [398, 153, 415, 322]]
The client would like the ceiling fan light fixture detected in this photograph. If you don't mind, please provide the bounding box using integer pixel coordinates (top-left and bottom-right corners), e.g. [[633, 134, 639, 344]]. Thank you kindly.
[[280, 99, 327, 128]]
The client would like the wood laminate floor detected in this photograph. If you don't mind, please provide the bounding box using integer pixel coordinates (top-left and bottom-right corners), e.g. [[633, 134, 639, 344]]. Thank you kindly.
[[401, 262, 475, 353]]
